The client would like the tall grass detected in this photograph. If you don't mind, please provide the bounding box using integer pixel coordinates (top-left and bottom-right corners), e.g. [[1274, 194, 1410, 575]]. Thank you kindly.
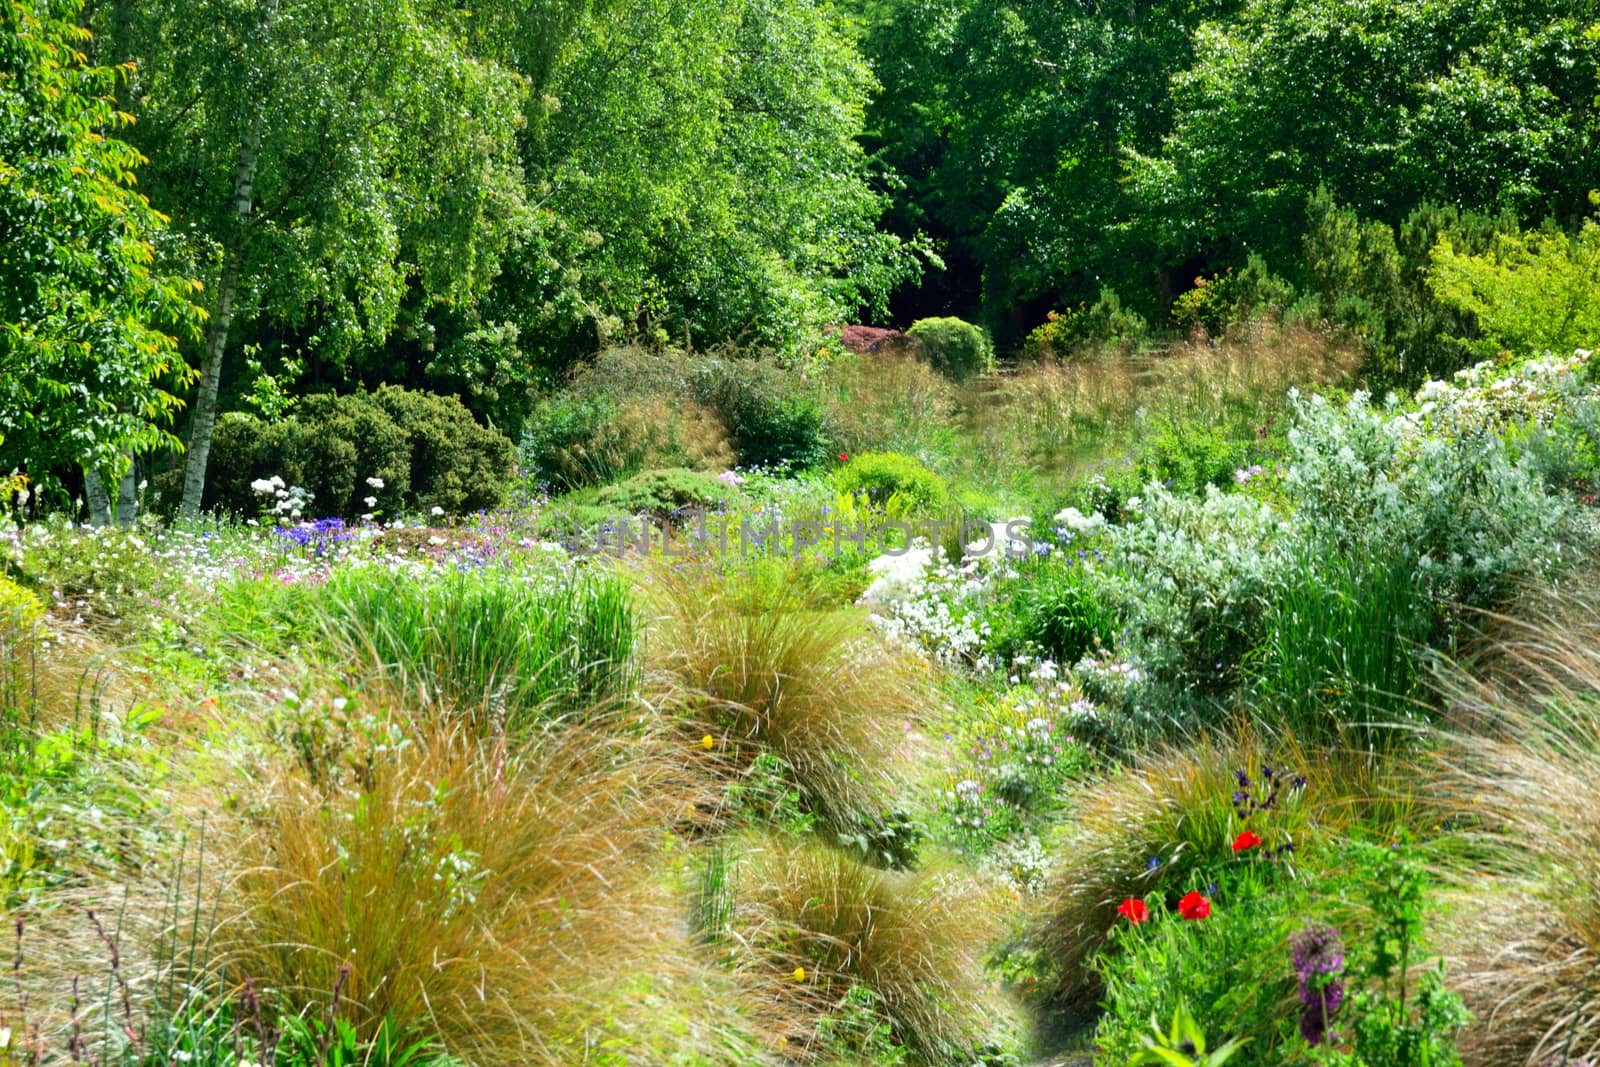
[[1431, 580, 1600, 1066], [960, 323, 1360, 490], [316, 564, 637, 731], [642, 563, 923, 836], [717, 832, 1017, 1061], [1247, 542, 1438, 740], [213, 710, 745, 1065]]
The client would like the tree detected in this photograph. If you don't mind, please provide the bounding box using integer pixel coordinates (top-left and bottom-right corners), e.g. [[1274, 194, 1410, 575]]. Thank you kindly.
[[0, 0, 201, 502], [480, 0, 918, 369], [91, 0, 530, 517]]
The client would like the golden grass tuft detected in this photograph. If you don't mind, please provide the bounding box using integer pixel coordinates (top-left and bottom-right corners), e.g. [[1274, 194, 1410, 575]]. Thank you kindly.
[[721, 832, 1018, 1061], [211, 706, 739, 1065], [1430, 579, 1600, 1066], [640, 562, 926, 831]]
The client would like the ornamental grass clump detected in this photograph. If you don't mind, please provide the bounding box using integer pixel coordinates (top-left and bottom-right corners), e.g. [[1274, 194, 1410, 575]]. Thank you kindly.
[[716, 832, 1017, 1061], [1026, 727, 1414, 1003], [1432, 581, 1600, 1066], [642, 562, 924, 838], [213, 708, 732, 1065], [316, 563, 637, 732]]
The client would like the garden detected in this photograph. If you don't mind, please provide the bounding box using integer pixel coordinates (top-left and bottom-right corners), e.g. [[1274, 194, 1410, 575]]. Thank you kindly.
[[7, 0, 1600, 1062]]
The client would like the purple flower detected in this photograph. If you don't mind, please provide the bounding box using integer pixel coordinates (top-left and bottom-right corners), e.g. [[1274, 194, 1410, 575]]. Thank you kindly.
[[1291, 924, 1345, 979], [1291, 924, 1345, 1047]]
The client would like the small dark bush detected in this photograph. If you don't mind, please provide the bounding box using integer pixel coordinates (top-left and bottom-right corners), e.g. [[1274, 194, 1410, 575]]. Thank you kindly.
[[834, 452, 950, 511], [907, 317, 994, 382], [370, 385, 515, 515], [519, 393, 619, 491]]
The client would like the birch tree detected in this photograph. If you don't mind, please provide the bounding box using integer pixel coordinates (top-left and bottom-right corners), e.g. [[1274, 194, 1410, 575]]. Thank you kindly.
[[90, 0, 529, 516]]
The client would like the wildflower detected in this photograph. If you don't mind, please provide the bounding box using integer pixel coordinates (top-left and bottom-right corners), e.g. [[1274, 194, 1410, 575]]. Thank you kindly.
[[1116, 897, 1149, 925], [717, 470, 744, 487], [838, 453, 850, 462], [431, 505, 445, 516], [1146, 856, 1160, 872], [791, 966, 806, 982], [1291, 924, 1345, 1046], [1232, 830, 1263, 853], [366, 477, 385, 489], [1177, 891, 1211, 920], [363, 496, 378, 508], [700, 734, 715, 751]]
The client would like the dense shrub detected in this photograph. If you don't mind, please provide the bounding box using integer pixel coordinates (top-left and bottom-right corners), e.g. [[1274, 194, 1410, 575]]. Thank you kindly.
[[593, 467, 730, 519], [1170, 256, 1296, 336], [691, 357, 832, 469], [907, 317, 994, 382], [519, 393, 620, 490], [1135, 415, 1259, 495], [206, 388, 513, 519], [833, 451, 949, 512], [1022, 288, 1149, 362]]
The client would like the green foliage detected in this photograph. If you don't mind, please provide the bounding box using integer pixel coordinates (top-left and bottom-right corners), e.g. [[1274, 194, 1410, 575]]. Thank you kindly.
[[593, 467, 730, 519], [1130, 1003, 1249, 1067], [1094, 872, 1300, 1066], [1171, 258, 1296, 336], [833, 451, 949, 512], [691, 356, 832, 469], [519, 393, 621, 491], [1022, 289, 1150, 362], [1248, 543, 1436, 740], [315, 564, 637, 731], [1429, 213, 1600, 359], [1136, 417, 1259, 497], [907, 317, 994, 382], [1301, 189, 1513, 384], [985, 558, 1115, 668], [6, 516, 179, 625], [206, 388, 513, 519], [489, 0, 919, 363], [0, 0, 202, 491], [1308, 840, 1469, 1066]]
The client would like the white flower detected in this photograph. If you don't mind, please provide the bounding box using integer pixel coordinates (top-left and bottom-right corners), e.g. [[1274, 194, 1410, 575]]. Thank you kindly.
[[250, 478, 277, 495], [431, 505, 445, 516], [363, 495, 378, 508], [366, 477, 385, 489], [1052, 506, 1105, 533]]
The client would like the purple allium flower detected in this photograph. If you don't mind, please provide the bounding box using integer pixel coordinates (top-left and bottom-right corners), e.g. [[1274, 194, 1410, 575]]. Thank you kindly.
[[1291, 924, 1346, 1046], [1291, 924, 1345, 979]]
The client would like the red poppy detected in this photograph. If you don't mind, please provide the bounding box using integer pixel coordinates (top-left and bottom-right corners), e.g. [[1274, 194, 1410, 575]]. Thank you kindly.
[[1232, 830, 1263, 853], [1178, 891, 1212, 920], [1116, 897, 1149, 925], [838, 453, 850, 461]]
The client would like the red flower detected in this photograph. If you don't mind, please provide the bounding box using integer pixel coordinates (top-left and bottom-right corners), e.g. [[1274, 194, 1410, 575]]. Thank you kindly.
[[838, 453, 850, 461], [1116, 897, 1149, 925], [1232, 830, 1263, 853], [1178, 891, 1212, 920]]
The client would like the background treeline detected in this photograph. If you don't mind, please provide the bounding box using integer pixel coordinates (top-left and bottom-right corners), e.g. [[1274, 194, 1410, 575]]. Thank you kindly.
[[3, 0, 1599, 511]]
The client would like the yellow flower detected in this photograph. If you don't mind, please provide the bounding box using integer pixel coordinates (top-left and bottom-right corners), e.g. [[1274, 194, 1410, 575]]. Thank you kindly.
[[701, 734, 715, 751], [791, 966, 806, 982]]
